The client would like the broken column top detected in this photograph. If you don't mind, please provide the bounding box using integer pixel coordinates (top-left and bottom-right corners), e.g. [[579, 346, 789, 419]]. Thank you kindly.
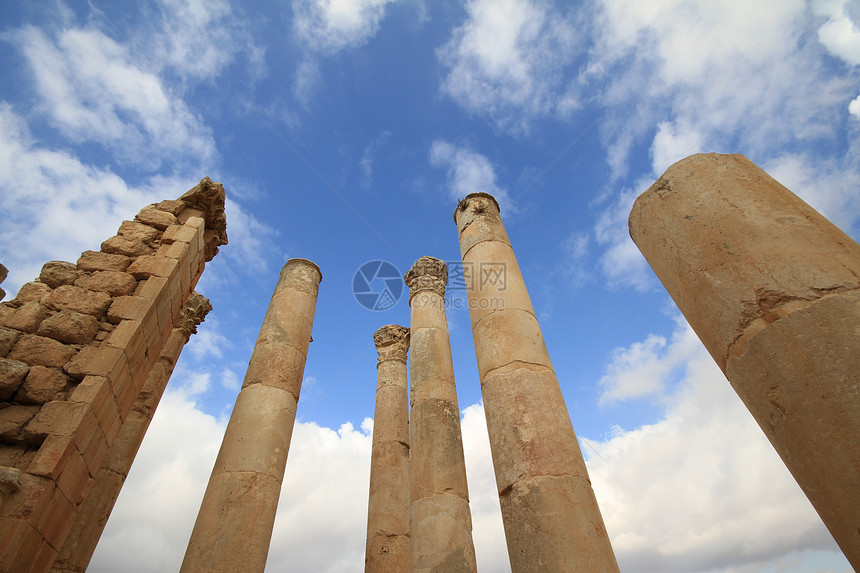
[[404, 257, 447, 302], [179, 177, 229, 259], [373, 324, 410, 365], [453, 192, 500, 222], [281, 258, 322, 281]]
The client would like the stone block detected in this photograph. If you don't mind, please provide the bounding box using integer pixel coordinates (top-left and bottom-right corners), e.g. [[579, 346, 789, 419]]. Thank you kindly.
[[107, 296, 153, 324], [0, 304, 15, 325], [24, 401, 89, 442], [0, 359, 30, 400], [0, 472, 53, 521], [16, 366, 69, 405], [101, 235, 154, 257], [56, 447, 91, 506], [162, 224, 199, 244], [34, 485, 76, 550], [64, 346, 123, 380], [4, 301, 48, 333], [136, 275, 168, 301], [77, 250, 131, 273], [177, 207, 206, 224], [45, 285, 112, 317], [0, 263, 6, 283], [118, 220, 159, 242], [30, 539, 59, 573], [37, 310, 99, 344], [80, 427, 108, 477], [155, 199, 186, 215], [12, 282, 52, 305], [105, 319, 142, 349], [9, 335, 76, 368], [126, 256, 179, 280], [39, 261, 78, 288], [135, 205, 176, 230], [75, 270, 138, 297], [28, 434, 75, 479], [1, 520, 44, 573], [0, 405, 40, 442], [0, 326, 19, 356]]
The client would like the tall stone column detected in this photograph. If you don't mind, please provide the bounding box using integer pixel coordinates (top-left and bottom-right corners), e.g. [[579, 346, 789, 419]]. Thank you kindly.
[[629, 153, 860, 569], [453, 194, 619, 573], [365, 324, 410, 573], [405, 257, 477, 573], [180, 258, 322, 573], [53, 293, 212, 572]]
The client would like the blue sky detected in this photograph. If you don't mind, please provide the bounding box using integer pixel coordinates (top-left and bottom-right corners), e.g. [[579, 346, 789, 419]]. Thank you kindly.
[[1, 1, 858, 571]]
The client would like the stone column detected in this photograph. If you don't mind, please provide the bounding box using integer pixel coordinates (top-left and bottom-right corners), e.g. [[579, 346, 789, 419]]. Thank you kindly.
[[180, 259, 322, 573], [405, 257, 477, 573], [365, 324, 410, 573], [52, 293, 212, 572], [453, 194, 619, 573], [629, 153, 860, 569]]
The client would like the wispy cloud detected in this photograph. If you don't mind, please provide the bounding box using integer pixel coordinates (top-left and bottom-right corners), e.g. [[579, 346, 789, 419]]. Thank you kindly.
[[437, 0, 582, 135], [429, 139, 515, 213]]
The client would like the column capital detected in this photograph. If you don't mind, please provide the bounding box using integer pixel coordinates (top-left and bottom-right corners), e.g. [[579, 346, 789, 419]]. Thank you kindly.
[[405, 256, 447, 302], [177, 292, 213, 337], [373, 324, 410, 365]]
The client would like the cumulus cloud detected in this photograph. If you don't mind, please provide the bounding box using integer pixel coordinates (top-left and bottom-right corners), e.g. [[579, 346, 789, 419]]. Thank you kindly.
[[12, 26, 215, 169], [437, 0, 581, 134], [589, 0, 860, 287], [586, 318, 848, 572], [429, 139, 516, 213], [292, 0, 397, 54], [814, 0, 860, 66]]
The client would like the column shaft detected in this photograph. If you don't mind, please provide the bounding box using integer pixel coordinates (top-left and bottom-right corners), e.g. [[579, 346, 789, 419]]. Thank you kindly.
[[629, 153, 860, 569], [365, 325, 410, 572], [453, 194, 619, 573], [180, 259, 321, 573], [406, 257, 477, 573]]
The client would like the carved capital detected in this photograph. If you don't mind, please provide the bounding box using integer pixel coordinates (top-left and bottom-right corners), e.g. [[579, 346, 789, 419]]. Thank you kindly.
[[177, 292, 213, 337], [373, 324, 410, 365], [404, 256, 447, 303]]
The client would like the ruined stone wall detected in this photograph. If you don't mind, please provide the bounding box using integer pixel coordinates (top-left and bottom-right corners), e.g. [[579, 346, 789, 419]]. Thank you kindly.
[[0, 178, 227, 573]]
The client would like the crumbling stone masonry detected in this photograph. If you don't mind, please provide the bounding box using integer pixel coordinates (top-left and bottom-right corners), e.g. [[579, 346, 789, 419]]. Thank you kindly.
[[453, 194, 620, 573], [0, 264, 8, 302], [365, 325, 411, 573], [180, 259, 322, 573], [629, 153, 860, 570], [0, 178, 227, 573]]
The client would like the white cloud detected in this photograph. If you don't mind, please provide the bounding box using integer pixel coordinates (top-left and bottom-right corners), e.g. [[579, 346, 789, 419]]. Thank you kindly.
[[850, 93, 860, 118], [814, 0, 860, 66], [359, 131, 391, 188], [292, 0, 396, 54], [437, 0, 581, 134], [561, 231, 593, 287], [586, 319, 849, 572], [429, 139, 516, 213], [12, 26, 215, 169]]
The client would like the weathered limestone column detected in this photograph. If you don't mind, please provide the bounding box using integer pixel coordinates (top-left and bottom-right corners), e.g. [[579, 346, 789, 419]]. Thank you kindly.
[[405, 257, 477, 573], [53, 293, 212, 572], [180, 259, 322, 573], [629, 153, 860, 569], [453, 194, 619, 573], [365, 325, 410, 573]]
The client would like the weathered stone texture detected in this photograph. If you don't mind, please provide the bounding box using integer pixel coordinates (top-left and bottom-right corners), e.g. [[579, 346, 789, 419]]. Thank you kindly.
[[454, 193, 619, 572], [9, 335, 76, 368], [629, 152, 860, 570], [74, 271, 137, 297], [0, 327, 20, 357], [39, 262, 78, 289], [16, 367, 69, 405], [5, 302, 48, 334], [44, 286, 112, 317], [365, 325, 411, 573], [405, 257, 477, 573], [0, 359, 30, 401], [12, 282, 52, 305], [181, 259, 318, 573], [76, 251, 131, 273], [37, 311, 99, 345], [134, 205, 176, 230]]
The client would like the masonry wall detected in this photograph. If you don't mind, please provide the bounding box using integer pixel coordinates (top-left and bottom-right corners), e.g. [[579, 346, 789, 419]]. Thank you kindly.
[[0, 178, 227, 573]]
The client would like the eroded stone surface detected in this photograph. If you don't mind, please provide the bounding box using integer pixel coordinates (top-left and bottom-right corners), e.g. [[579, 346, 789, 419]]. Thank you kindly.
[[39, 262, 78, 289], [5, 303, 48, 334], [629, 153, 860, 569], [454, 193, 619, 572], [16, 367, 69, 405], [74, 271, 137, 297], [37, 311, 99, 346], [0, 359, 30, 401], [44, 286, 111, 317]]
